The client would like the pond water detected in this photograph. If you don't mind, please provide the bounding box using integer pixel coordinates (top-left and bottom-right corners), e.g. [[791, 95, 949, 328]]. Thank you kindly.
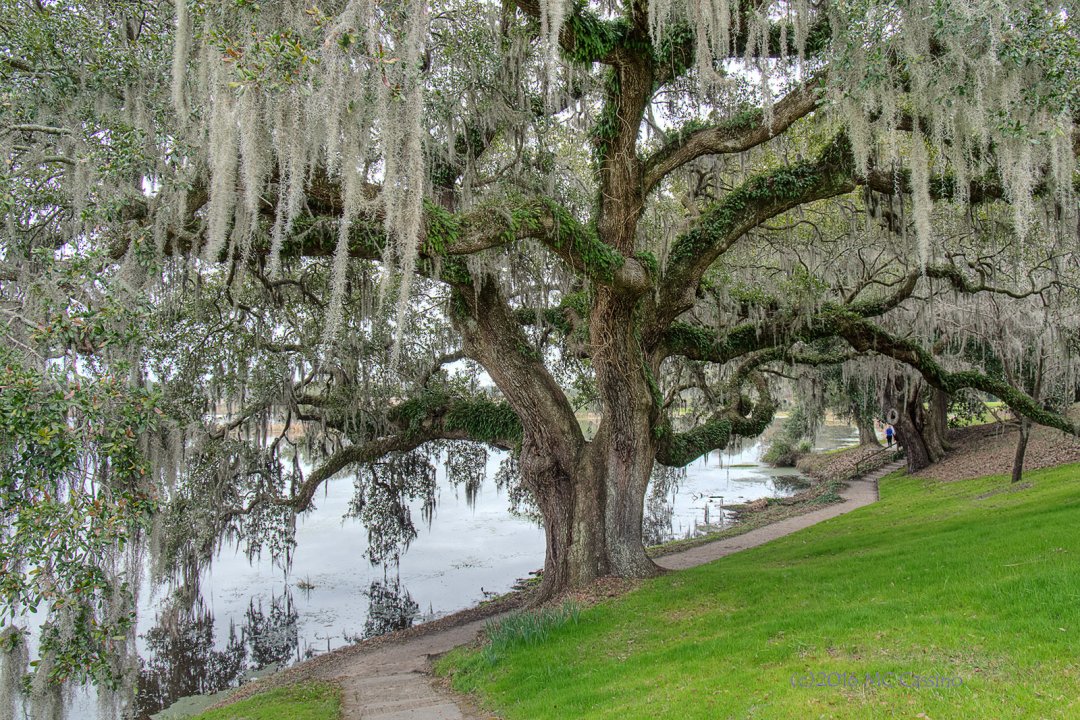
[[44, 423, 858, 719]]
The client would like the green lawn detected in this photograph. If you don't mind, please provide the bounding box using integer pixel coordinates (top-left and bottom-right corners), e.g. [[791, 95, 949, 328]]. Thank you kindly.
[[188, 682, 341, 720], [438, 465, 1080, 719]]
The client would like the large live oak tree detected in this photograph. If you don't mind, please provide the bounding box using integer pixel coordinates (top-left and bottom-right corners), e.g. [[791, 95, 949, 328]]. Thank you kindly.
[[2, 3, 1079, 698]]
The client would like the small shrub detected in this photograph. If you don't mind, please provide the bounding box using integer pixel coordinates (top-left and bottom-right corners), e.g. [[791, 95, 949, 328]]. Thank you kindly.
[[763, 437, 811, 466], [762, 407, 818, 466]]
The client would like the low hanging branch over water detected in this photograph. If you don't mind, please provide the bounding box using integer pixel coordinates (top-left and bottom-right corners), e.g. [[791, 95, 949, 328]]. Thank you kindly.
[[283, 391, 521, 513]]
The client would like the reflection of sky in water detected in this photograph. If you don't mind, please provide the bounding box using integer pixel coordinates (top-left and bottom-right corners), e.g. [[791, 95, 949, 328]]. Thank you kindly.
[[223, 451, 549, 656], [61, 424, 857, 718], [655, 425, 859, 541]]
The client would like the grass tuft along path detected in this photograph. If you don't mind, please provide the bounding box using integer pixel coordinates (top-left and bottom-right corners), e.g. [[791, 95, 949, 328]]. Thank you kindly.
[[188, 681, 341, 720], [438, 465, 1080, 719]]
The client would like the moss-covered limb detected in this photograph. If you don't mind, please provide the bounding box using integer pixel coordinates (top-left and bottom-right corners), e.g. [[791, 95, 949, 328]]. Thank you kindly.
[[655, 415, 734, 467], [663, 303, 827, 364], [663, 266, 1049, 361], [667, 133, 856, 269], [733, 345, 852, 380], [286, 437, 423, 512], [653, 13, 832, 86], [512, 0, 629, 65], [947, 371, 1074, 433], [655, 134, 857, 327], [924, 264, 1060, 300], [437, 195, 634, 285], [845, 264, 1055, 318], [250, 194, 631, 286], [531, 198, 627, 283], [390, 390, 523, 446], [285, 392, 521, 512], [643, 79, 823, 192], [661, 281, 895, 366], [826, 312, 1077, 435], [727, 372, 776, 437], [588, 16, 654, 253], [590, 69, 623, 164], [656, 372, 775, 467], [450, 279, 585, 456], [662, 321, 765, 364], [663, 319, 805, 366], [862, 167, 1008, 204]]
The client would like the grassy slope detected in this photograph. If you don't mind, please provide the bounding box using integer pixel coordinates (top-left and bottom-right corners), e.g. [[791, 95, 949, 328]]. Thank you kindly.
[[188, 682, 341, 720], [439, 465, 1080, 719]]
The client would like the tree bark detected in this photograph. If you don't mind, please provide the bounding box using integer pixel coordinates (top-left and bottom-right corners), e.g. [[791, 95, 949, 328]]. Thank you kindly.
[[589, 288, 663, 581], [523, 423, 662, 602], [524, 439, 608, 598], [1011, 353, 1045, 484], [888, 377, 947, 472], [1011, 420, 1031, 484], [927, 387, 952, 452], [855, 408, 881, 446]]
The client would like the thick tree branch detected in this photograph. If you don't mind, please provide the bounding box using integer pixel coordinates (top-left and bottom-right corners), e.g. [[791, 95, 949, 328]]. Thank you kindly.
[[287, 391, 521, 511], [663, 262, 1056, 367], [643, 79, 822, 192], [653, 134, 858, 330], [656, 371, 775, 467], [417, 350, 467, 387], [863, 167, 1007, 204], [451, 276, 584, 458], [3, 123, 72, 136], [115, 191, 649, 290], [828, 312, 1077, 435]]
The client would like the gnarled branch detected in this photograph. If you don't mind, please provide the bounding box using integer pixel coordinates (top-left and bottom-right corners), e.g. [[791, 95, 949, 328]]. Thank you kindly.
[[643, 78, 822, 192]]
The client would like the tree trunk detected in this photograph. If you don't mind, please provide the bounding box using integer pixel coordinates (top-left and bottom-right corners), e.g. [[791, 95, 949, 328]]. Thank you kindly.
[[920, 398, 947, 462], [589, 288, 662, 582], [523, 418, 662, 603], [1011, 419, 1031, 484], [926, 388, 952, 452], [855, 407, 881, 447], [1011, 353, 1044, 484], [523, 439, 608, 599], [887, 378, 946, 472]]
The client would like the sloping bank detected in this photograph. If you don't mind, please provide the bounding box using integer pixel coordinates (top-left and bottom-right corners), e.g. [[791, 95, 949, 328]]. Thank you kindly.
[[437, 464, 1080, 719]]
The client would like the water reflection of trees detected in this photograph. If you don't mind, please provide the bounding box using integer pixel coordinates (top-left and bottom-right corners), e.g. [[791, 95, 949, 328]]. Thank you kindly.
[[642, 464, 684, 547], [360, 577, 420, 640], [128, 441, 514, 715], [135, 591, 297, 717], [343, 442, 496, 564]]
